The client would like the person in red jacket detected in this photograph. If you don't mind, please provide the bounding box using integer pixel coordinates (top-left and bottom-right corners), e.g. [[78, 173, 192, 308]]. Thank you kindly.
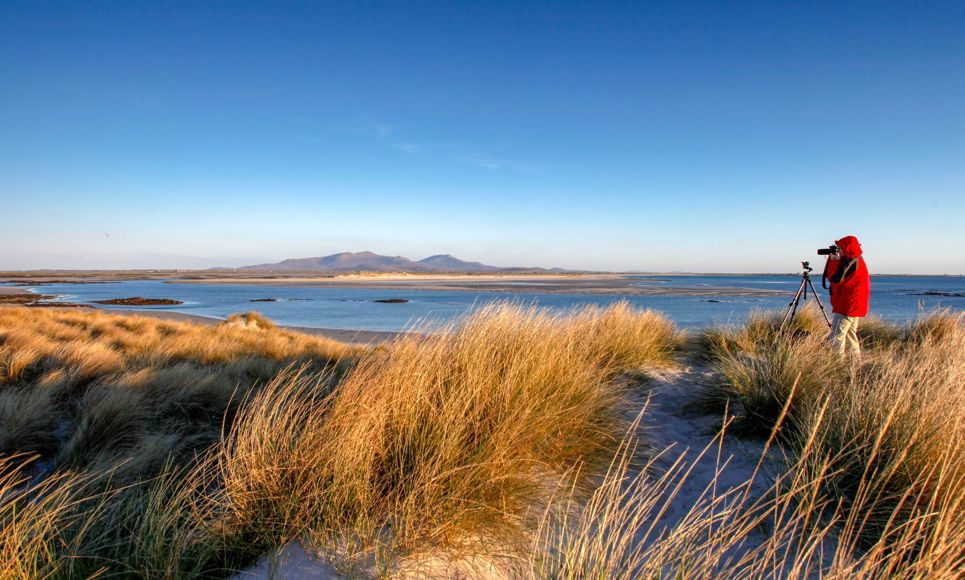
[[824, 235, 870, 357]]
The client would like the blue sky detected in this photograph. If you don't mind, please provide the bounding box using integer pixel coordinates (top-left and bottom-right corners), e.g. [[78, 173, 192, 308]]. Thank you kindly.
[[1, 1, 963, 273]]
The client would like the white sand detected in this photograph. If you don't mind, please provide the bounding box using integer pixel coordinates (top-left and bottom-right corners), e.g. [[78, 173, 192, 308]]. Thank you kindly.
[[636, 365, 784, 543], [232, 544, 339, 579]]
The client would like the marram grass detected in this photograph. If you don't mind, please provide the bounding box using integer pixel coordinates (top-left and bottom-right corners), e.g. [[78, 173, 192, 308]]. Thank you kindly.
[[0, 302, 682, 577], [2, 304, 963, 578], [700, 309, 965, 573]]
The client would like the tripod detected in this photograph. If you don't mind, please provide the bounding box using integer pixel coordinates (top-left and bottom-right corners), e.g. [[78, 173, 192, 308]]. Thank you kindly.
[[780, 261, 832, 331]]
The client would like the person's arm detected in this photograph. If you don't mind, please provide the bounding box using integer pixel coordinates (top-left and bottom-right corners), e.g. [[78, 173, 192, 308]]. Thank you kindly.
[[828, 257, 857, 284]]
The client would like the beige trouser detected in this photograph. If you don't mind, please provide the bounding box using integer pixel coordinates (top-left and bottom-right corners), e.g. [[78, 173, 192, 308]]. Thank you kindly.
[[830, 314, 861, 358]]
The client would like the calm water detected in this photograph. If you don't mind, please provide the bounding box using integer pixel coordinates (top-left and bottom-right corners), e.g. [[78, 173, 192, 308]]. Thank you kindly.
[[11, 276, 964, 331]]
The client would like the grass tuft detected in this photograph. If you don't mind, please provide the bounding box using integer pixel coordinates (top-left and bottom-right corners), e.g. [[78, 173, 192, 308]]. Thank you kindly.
[[219, 302, 681, 566], [704, 308, 965, 561], [1, 302, 679, 576]]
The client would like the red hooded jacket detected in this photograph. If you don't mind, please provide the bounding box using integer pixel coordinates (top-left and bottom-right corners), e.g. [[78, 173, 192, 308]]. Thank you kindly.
[[824, 235, 870, 317]]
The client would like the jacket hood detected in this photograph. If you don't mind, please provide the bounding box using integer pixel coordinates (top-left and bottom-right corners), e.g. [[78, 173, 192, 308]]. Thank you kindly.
[[835, 235, 862, 258]]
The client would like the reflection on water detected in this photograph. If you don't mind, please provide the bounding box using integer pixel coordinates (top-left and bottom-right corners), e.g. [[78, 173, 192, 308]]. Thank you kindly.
[[10, 275, 964, 332]]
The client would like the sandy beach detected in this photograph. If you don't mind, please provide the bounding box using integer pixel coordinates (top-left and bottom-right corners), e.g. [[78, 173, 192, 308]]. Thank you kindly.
[[168, 273, 790, 297], [0, 291, 402, 344]]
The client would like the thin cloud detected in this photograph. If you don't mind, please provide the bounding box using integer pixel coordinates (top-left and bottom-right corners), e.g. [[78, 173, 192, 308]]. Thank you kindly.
[[466, 155, 504, 170], [463, 154, 556, 174], [352, 116, 397, 138], [363, 118, 551, 173], [389, 141, 430, 155], [373, 123, 396, 137]]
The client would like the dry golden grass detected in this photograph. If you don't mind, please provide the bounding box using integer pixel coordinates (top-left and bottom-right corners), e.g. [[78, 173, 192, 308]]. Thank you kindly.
[[220, 302, 683, 568], [0, 302, 681, 577], [0, 307, 356, 474], [532, 399, 965, 579], [0, 306, 360, 577], [0, 452, 254, 579], [709, 333, 845, 434], [693, 302, 830, 363], [800, 315, 965, 555], [700, 309, 965, 574], [4, 301, 961, 578], [223, 311, 277, 330]]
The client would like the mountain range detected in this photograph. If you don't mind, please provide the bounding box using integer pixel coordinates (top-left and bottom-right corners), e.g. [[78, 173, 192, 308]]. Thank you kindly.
[[239, 252, 564, 273]]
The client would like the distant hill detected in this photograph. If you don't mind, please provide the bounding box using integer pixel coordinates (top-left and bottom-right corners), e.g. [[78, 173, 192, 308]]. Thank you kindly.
[[416, 254, 500, 272], [240, 252, 560, 273], [242, 252, 423, 272]]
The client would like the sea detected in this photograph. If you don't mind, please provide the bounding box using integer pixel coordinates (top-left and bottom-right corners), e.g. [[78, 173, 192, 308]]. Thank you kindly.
[[8, 276, 964, 331]]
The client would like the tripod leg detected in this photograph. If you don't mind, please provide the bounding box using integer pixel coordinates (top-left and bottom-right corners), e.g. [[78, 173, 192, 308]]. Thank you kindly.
[[806, 278, 833, 328], [781, 279, 807, 330]]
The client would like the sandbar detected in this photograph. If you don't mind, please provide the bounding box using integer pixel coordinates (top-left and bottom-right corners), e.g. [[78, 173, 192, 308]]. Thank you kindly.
[[168, 273, 789, 297]]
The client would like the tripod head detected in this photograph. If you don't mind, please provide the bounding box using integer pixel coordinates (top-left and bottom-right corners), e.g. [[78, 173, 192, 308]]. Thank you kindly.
[[801, 260, 813, 273]]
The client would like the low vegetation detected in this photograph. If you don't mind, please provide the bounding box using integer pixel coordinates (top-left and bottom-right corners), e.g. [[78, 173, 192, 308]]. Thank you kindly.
[[2, 301, 962, 578], [0, 307, 355, 478], [698, 307, 965, 576], [220, 301, 683, 571], [0, 301, 683, 577], [0, 306, 360, 577]]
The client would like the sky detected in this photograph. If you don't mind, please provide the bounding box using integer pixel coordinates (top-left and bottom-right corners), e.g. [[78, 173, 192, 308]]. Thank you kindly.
[[1, 1, 963, 274]]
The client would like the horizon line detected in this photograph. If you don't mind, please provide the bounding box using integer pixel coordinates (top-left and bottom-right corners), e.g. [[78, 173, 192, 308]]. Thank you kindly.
[[1, 268, 962, 277]]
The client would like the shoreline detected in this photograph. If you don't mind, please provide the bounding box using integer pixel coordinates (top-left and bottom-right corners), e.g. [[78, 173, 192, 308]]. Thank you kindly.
[[0, 295, 403, 344], [91, 309, 405, 345], [166, 274, 790, 298], [3, 273, 794, 298]]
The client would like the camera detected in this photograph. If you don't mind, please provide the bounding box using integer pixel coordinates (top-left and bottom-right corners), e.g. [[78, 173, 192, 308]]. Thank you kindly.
[[817, 245, 838, 256]]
